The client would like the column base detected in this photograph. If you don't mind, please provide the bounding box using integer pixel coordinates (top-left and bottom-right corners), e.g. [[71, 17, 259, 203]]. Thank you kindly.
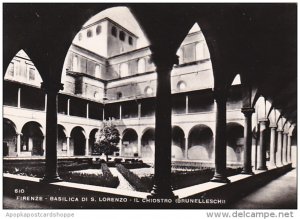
[[241, 170, 254, 175], [210, 174, 230, 183], [257, 166, 268, 171], [148, 184, 178, 199], [40, 175, 62, 183]]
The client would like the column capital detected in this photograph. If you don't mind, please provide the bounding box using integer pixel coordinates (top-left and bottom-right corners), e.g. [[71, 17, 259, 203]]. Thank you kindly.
[[258, 118, 269, 123], [41, 82, 64, 94], [150, 47, 178, 72], [269, 123, 277, 129], [16, 132, 23, 136], [277, 128, 283, 132], [241, 107, 255, 116]]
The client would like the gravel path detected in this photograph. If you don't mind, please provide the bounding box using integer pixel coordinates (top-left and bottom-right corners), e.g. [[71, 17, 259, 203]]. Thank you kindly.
[[109, 167, 135, 191]]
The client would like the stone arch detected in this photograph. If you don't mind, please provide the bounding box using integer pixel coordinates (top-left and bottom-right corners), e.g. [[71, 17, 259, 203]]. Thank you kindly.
[[57, 124, 67, 156], [188, 124, 213, 160], [70, 126, 86, 156], [122, 128, 138, 157], [21, 121, 44, 156], [172, 126, 185, 160], [226, 122, 244, 162], [3, 118, 17, 157], [141, 127, 155, 159], [89, 128, 99, 156]]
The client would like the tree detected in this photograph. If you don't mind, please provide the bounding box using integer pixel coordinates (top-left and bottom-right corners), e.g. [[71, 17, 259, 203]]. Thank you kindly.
[[94, 120, 120, 162]]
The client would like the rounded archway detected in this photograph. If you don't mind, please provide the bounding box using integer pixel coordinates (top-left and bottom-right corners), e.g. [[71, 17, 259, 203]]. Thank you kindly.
[[57, 124, 67, 156], [141, 128, 155, 159], [3, 118, 17, 157], [188, 124, 213, 160], [70, 126, 86, 156], [122, 128, 138, 157], [226, 122, 244, 162], [89, 128, 99, 155], [21, 121, 44, 156], [172, 126, 185, 159]]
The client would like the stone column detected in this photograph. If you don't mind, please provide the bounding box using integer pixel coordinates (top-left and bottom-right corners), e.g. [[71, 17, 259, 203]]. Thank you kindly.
[[42, 137, 46, 156], [241, 107, 255, 175], [118, 140, 122, 156], [210, 88, 230, 183], [85, 137, 89, 156], [282, 132, 288, 165], [16, 132, 22, 157], [276, 129, 283, 167], [257, 119, 268, 170], [269, 126, 277, 167], [138, 102, 141, 119], [17, 87, 21, 108], [119, 104, 122, 120], [185, 95, 189, 114], [40, 82, 63, 183], [86, 103, 89, 119], [185, 137, 188, 159], [44, 94, 47, 112], [149, 51, 178, 198], [137, 135, 142, 158], [287, 134, 292, 163], [67, 99, 70, 116], [66, 136, 70, 156]]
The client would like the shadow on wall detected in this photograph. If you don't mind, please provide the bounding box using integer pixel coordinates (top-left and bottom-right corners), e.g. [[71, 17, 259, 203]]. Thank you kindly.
[[188, 125, 214, 160], [226, 122, 244, 163]]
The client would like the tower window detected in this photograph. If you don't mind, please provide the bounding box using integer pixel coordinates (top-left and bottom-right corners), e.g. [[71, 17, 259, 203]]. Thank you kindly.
[[177, 81, 187, 90], [111, 26, 117, 37], [144, 86, 153, 95], [116, 92, 122, 100], [96, 25, 101, 35], [119, 31, 125, 41], [29, 68, 35, 81], [128, 36, 133, 45], [7, 62, 14, 77], [137, 58, 146, 73], [87, 29, 93, 38]]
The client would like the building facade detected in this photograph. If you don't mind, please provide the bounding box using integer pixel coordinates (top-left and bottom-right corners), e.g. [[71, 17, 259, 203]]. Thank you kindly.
[[4, 18, 259, 165]]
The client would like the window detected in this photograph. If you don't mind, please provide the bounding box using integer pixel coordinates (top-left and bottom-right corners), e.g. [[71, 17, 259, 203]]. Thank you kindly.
[[96, 25, 101, 35], [119, 63, 129, 77], [116, 92, 122, 100], [95, 65, 101, 78], [87, 29, 93, 38], [137, 58, 146, 73], [7, 62, 14, 77], [111, 26, 117, 37], [195, 42, 205, 60], [29, 68, 35, 81], [73, 55, 78, 72], [177, 81, 187, 90], [119, 31, 125, 41], [177, 48, 184, 64], [94, 92, 99, 99], [78, 33, 82, 41], [144, 86, 153, 95], [128, 36, 133, 45]]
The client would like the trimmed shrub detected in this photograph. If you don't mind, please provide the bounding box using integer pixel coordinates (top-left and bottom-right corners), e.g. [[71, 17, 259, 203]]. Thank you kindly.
[[60, 169, 119, 188], [100, 163, 119, 188], [58, 162, 90, 172], [3, 165, 45, 178], [115, 164, 148, 192]]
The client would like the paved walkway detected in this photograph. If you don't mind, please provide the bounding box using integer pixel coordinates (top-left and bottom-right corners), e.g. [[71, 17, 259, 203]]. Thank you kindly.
[[110, 167, 135, 191], [230, 169, 297, 209]]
